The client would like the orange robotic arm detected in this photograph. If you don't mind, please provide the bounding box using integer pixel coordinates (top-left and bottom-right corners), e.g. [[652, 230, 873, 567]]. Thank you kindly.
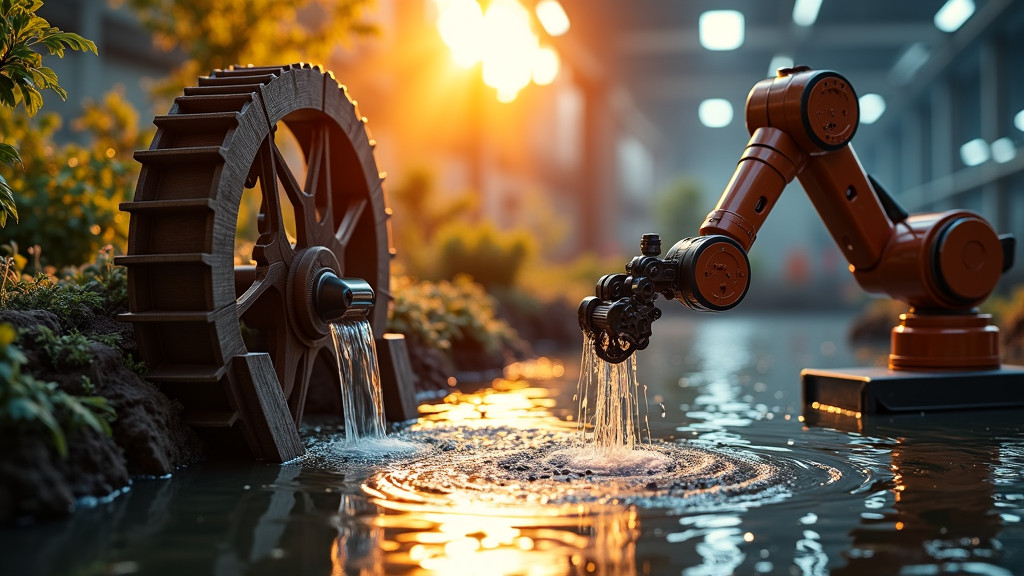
[[579, 67, 1015, 366]]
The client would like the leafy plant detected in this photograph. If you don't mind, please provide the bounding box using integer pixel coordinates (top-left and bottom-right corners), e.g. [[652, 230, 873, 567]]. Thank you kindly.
[[2, 273, 104, 323], [0, 92, 143, 267], [1, 245, 128, 323], [388, 274, 523, 358], [0, 0, 97, 227], [434, 222, 534, 290], [0, 323, 115, 458], [71, 244, 128, 314], [31, 326, 95, 370], [0, 138, 16, 227], [122, 352, 147, 377]]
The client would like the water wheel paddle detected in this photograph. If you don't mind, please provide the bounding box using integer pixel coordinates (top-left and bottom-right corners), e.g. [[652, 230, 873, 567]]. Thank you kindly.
[[118, 64, 394, 461]]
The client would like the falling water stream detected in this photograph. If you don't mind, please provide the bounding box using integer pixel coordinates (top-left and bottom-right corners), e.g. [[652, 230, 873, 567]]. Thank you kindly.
[[575, 332, 650, 450], [330, 320, 387, 442]]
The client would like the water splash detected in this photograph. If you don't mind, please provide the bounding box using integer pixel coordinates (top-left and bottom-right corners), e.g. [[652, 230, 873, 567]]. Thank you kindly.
[[576, 332, 652, 450], [331, 320, 386, 443]]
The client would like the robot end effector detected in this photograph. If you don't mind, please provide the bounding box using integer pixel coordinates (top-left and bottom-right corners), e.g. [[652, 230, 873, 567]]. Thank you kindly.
[[578, 232, 752, 362], [580, 66, 1016, 364]]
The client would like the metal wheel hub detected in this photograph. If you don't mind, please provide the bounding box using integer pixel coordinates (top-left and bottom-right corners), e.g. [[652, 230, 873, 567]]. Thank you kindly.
[[287, 246, 342, 343], [288, 246, 376, 344]]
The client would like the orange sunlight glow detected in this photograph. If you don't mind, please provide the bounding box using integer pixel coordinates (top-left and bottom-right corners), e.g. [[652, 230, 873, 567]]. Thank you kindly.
[[532, 46, 559, 86], [436, 0, 484, 67], [435, 0, 563, 101], [535, 0, 570, 36]]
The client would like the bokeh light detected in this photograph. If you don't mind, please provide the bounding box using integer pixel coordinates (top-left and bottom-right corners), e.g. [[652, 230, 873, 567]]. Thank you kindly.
[[436, 0, 563, 101], [698, 98, 734, 128], [532, 46, 559, 86], [858, 93, 886, 124], [535, 0, 570, 37], [699, 10, 745, 51], [436, 0, 485, 68]]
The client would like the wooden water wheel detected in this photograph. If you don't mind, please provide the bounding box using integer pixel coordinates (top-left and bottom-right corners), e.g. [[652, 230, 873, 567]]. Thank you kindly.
[[117, 64, 396, 461]]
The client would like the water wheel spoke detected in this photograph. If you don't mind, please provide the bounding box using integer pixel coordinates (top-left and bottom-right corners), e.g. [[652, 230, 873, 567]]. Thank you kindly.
[[335, 198, 367, 249], [274, 326, 303, 402], [253, 138, 293, 265], [289, 342, 327, 423], [236, 261, 287, 317], [271, 138, 316, 246], [304, 126, 332, 236]]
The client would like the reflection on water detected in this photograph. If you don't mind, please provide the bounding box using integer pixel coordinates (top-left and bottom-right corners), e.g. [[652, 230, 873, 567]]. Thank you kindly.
[[339, 500, 640, 575], [3, 313, 1024, 575]]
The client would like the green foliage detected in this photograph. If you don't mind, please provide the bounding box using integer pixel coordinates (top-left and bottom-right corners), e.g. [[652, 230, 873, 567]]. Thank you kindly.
[[71, 244, 128, 314], [388, 274, 523, 357], [0, 323, 115, 458], [435, 222, 534, 290], [79, 375, 94, 395], [31, 326, 95, 370], [2, 273, 104, 322], [0, 0, 97, 227], [0, 244, 127, 320], [653, 177, 707, 244], [0, 90, 146, 267], [122, 352, 147, 377], [0, 0, 96, 114], [0, 140, 17, 227], [115, 0, 375, 98]]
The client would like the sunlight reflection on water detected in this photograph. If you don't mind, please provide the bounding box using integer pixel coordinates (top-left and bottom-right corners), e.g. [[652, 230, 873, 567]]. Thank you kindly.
[[343, 341, 855, 575], [9, 315, 1024, 576]]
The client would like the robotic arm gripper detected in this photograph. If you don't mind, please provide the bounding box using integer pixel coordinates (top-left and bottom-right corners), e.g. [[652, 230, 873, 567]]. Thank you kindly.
[[580, 67, 1016, 383]]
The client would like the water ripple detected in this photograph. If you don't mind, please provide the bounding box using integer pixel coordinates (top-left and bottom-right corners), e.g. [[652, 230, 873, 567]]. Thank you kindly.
[[361, 424, 855, 516]]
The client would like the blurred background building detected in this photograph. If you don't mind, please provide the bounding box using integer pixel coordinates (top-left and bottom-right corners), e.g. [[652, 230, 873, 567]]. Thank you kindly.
[[39, 0, 1024, 305]]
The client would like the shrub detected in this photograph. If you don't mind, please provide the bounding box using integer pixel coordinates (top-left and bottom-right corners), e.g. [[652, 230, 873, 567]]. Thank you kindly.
[[31, 326, 98, 371], [434, 222, 534, 290], [0, 89, 146, 268], [1, 243, 128, 323], [388, 274, 524, 359]]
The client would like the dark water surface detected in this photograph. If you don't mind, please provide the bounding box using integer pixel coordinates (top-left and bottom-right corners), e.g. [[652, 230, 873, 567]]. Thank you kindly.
[[4, 312, 1024, 575]]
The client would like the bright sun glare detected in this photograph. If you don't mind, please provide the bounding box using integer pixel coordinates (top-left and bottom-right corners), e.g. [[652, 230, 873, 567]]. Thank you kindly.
[[435, 0, 562, 102]]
